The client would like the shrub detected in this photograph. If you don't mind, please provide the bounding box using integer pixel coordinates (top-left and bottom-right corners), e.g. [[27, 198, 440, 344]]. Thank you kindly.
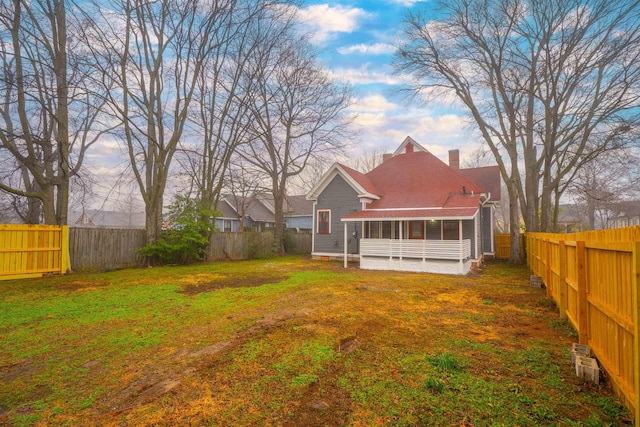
[[138, 196, 217, 264]]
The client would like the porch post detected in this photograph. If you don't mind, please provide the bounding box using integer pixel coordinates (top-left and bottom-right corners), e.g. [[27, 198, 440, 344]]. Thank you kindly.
[[459, 219, 463, 272], [399, 220, 403, 261], [344, 223, 348, 268]]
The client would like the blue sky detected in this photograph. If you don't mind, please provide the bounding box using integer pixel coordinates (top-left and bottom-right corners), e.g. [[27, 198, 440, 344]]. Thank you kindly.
[[295, 1, 482, 161]]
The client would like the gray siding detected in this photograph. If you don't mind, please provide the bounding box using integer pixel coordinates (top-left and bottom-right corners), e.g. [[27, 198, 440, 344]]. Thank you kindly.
[[462, 219, 476, 258], [315, 174, 361, 254], [482, 205, 493, 253]]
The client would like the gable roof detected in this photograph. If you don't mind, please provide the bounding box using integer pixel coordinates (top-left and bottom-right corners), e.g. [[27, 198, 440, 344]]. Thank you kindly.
[[363, 149, 487, 210], [285, 195, 313, 216], [306, 163, 380, 201], [308, 136, 501, 221]]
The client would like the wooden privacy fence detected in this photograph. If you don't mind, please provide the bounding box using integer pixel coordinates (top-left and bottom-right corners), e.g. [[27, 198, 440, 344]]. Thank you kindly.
[[0, 224, 70, 281], [527, 227, 640, 425], [1, 226, 313, 273], [70, 228, 146, 271], [494, 233, 526, 260]]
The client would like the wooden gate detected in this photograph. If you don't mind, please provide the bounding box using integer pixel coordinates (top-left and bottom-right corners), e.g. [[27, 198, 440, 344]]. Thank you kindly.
[[0, 224, 70, 281], [495, 233, 511, 259]]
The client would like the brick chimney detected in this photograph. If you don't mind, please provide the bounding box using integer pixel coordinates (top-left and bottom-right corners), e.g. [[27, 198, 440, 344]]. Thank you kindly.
[[449, 149, 459, 170], [405, 142, 414, 153], [382, 153, 392, 162]]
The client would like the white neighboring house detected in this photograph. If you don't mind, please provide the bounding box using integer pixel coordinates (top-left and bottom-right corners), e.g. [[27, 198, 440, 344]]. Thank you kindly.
[[306, 137, 501, 275]]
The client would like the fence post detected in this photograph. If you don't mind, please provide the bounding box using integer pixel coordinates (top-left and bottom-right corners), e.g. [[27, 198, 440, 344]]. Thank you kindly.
[[60, 225, 70, 274], [545, 239, 552, 298], [632, 241, 640, 427], [576, 240, 588, 345], [559, 240, 567, 319]]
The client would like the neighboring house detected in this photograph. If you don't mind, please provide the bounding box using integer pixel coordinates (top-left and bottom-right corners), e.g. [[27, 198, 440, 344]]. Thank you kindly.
[[215, 198, 243, 232], [306, 137, 501, 275], [556, 204, 590, 233], [608, 201, 640, 228], [223, 193, 313, 232], [69, 209, 145, 228], [283, 195, 313, 232]]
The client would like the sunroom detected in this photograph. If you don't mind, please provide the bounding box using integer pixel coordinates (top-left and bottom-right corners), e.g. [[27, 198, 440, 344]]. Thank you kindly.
[[341, 208, 485, 275]]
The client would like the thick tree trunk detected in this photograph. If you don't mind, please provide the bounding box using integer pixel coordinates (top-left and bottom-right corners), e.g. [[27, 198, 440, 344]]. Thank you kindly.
[[272, 183, 285, 255], [508, 179, 523, 263]]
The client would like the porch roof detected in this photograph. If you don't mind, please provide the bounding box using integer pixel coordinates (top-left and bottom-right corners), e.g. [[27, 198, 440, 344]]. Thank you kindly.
[[341, 207, 478, 222]]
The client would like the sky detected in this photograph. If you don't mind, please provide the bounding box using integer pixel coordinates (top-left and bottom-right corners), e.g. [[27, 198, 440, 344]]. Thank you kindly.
[[295, 0, 481, 160], [83, 0, 484, 211]]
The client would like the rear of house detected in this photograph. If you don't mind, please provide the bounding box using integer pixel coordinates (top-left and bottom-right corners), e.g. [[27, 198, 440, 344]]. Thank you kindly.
[[306, 137, 500, 275]]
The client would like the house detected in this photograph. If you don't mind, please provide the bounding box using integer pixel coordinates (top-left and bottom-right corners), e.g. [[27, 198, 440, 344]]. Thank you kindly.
[[220, 194, 312, 232], [607, 201, 640, 228], [283, 195, 313, 232], [306, 137, 501, 275], [69, 209, 146, 228], [556, 204, 590, 233]]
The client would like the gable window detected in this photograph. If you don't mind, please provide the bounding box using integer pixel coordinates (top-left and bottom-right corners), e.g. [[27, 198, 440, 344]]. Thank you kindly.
[[317, 209, 331, 234], [443, 220, 459, 240]]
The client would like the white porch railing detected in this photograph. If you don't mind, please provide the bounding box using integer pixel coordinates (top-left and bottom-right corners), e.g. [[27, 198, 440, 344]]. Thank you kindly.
[[360, 238, 472, 260]]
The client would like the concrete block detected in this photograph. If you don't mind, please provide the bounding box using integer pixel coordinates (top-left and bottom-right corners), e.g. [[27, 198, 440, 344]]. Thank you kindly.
[[575, 355, 600, 384], [530, 275, 543, 288], [570, 343, 591, 365]]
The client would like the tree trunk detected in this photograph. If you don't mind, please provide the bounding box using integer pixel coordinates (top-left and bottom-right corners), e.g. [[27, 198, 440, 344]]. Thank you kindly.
[[508, 179, 523, 263], [272, 184, 285, 255]]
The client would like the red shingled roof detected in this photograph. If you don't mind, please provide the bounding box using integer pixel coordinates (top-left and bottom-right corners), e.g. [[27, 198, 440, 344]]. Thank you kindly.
[[362, 150, 487, 209], [338, 163, 381, 196], [333, 142, 500, 220]]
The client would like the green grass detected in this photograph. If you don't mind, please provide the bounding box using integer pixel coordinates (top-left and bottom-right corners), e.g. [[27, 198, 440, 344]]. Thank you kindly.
[[0, 257, 632, 426]]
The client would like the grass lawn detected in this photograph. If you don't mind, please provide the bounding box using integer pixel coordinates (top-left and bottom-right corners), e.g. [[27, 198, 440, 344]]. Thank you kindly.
[[0, 256, 632, 426]]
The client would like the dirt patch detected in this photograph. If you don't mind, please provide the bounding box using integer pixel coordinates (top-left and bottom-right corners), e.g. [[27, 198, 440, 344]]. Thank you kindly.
[[336, 336, 358, 354], [284, 365, 353, 427], [1, 359, 35, 382], [179, 274, 289, 295]]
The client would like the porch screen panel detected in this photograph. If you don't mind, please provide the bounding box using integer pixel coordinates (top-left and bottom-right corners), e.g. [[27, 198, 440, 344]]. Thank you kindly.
[[409, 220, 424, 239], [369, 221, 380, 238], [381, 222, 392, 239], [443, 220, 459, 240], [426, 220, 441, 240]]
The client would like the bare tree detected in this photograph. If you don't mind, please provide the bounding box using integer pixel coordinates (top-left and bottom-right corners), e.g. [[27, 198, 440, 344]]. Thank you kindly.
[[395, 0, 640, 261], [224, 156, 267, 232], [239, 35, 352, 253], [80, 0, 238, 252], [567, 147, 640, 230], [175, 2, 291, 236], [0, 0, 105, 224]]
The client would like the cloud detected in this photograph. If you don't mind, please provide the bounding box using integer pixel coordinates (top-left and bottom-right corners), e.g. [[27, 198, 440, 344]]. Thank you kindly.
[[349, 94, 398, 113], [295, 4, 370, 44], [331, 64, 414, 86], [337, 43, 396, 55], [386, 0, 428, 6]]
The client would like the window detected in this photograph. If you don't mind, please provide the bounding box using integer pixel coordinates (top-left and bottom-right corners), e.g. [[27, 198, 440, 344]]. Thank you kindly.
[[443, 220, 459, 240], [317, 209, 331, 234], [409, 220, 424, 239], [223, 220, 232, 232]]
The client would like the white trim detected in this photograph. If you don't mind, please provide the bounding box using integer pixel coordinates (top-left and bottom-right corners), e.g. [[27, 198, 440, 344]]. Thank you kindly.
[[490, 204, 495, 253], [311, 201, 317, 252], [392, 136, 428, 156], [343, 215, 476, 222], [317, 209, 331, 234], [306, 164, 379, 201]]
